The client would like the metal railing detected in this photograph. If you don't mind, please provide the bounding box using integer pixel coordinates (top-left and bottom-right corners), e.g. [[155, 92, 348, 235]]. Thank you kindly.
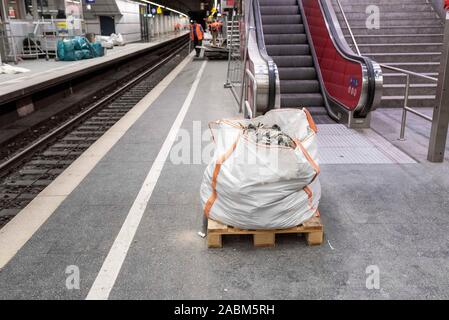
[[380, 64, 436, 140], [224, 11, 243, 105], [335, 0, 361, 56], [244, 68, 257, 118], [335, 0, 436, 140]]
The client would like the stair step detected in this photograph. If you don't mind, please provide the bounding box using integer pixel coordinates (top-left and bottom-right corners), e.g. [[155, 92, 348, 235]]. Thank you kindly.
[[365, 52, 442, 63], [382, 72, 439, 84], [381, 62, 440, 73], [383, 83, 438, 96], [358, 43, 443, 54], [381, 95, 436, 108], [349, 34, 444, 44]]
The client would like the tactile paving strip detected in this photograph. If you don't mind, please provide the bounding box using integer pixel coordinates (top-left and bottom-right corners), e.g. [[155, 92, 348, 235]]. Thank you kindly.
[[317, 125, 416, 165]]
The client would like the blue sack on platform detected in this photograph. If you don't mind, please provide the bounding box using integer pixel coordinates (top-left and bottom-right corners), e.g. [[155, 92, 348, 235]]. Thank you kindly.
[[82, 49, 93, 59], [63, 39, 76, 61], [72, 36, 82, 50], [91, 42, 104, 57], [57, 40, 65, 60], [74, 50, 84, 61]]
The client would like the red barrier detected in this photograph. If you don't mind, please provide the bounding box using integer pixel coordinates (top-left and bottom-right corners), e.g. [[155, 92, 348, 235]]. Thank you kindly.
[[303, 0, 363, 111]]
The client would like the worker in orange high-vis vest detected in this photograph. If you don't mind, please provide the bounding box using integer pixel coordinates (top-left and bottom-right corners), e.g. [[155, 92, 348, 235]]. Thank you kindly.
[[190, 21, 204, 57], [209, 20, 221, 46]]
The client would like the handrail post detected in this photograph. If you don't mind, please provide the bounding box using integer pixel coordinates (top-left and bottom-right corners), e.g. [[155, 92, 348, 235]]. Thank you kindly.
[[335, 0, 361, 56], [399, 74, 410, 140], [224, 13, 234, 88], [428, 11, 449, 162]]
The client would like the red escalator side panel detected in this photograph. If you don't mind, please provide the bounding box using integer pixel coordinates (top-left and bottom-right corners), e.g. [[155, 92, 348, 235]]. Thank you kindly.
[[303, 0, 363, 111]]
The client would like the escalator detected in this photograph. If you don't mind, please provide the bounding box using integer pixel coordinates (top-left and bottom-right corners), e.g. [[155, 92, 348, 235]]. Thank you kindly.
[[260, 0, 324, 109], [245, 0, 383, 127]]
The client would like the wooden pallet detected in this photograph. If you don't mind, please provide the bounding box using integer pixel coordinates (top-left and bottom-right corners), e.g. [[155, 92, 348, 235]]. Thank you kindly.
[[207, 215, 324, 248]]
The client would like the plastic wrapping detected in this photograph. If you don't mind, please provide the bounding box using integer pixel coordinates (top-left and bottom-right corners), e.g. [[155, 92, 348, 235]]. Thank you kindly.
[[111, 33, 125, 46], [91, 42, 105, 57], [200, 109, 321, 230], [57, 37, 100, 61]]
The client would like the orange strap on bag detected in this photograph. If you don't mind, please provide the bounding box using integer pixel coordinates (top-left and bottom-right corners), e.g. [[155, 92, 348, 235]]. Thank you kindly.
[[303, 107, 318, 133], [294, 139, 320, 183], [303, 185, 320, 217], [204, 136, 240, 217]]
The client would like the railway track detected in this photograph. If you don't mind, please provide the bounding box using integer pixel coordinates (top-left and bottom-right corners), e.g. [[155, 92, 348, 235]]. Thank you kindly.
[[0, 38, 190, 228]]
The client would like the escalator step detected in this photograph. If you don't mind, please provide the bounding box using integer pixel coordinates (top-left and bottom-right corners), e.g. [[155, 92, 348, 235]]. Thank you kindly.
[[262, 15, 302, 25], [280, 80, 321, 94], [272, 56, 314, 67], [266, 44, 310, 56], [258, 0, 326, 111], [264, 34, 307, 45], [281, 93, 324, 108], [278, 67, 318, 80], [259, 0, 298, 6], [263, 24, 305, 34], [260, 6, 299, 15]]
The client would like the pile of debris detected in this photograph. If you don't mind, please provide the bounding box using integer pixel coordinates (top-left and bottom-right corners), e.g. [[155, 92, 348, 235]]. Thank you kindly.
[[242, 123, 297, 148]]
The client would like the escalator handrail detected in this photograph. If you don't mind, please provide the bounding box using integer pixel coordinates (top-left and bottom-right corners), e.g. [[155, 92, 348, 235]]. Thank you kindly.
[[318, 0, 377, 118], [252, 0, 277, 111]]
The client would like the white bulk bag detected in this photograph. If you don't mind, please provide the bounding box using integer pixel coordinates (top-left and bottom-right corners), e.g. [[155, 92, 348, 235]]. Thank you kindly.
[[200, 109, 321, 230], [111, 33, 125, 46], [97, 35, 114, 49]]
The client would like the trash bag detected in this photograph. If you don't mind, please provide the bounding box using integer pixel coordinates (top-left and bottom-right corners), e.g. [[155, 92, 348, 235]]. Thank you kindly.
[[72, 37, 82, 50], [97, 35, 114, 49], [74, 50, 84, 61], [91, 42, 105, 57], [79, 37, 91, 50], [200, 109, 321, 230], [57, 40, 65, 60], [62, 39, 76, 61], [111, 33, 125, 46], [81, 49, 93, 59]]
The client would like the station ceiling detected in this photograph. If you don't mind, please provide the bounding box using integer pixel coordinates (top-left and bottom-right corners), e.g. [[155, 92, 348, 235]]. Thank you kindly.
[[148, 1, 212, 14]]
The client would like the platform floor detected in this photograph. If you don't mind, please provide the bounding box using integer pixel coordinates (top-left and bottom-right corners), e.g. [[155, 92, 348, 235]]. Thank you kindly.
[[0, 32, 188, 100], [0, 57, 449, 300]]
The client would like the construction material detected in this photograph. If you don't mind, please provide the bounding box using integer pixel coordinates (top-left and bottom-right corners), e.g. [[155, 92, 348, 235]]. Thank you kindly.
[[111, 33, 125, 46], [97, 36, 114, 49], [207, 215, 324, 248], [57, 37, 104, 61], [200, 108, 321, 231], [0, 64, 30, 74]]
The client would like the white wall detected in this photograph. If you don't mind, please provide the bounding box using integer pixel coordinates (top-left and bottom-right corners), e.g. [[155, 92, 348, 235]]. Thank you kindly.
[[114, 0, 141, 43]]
